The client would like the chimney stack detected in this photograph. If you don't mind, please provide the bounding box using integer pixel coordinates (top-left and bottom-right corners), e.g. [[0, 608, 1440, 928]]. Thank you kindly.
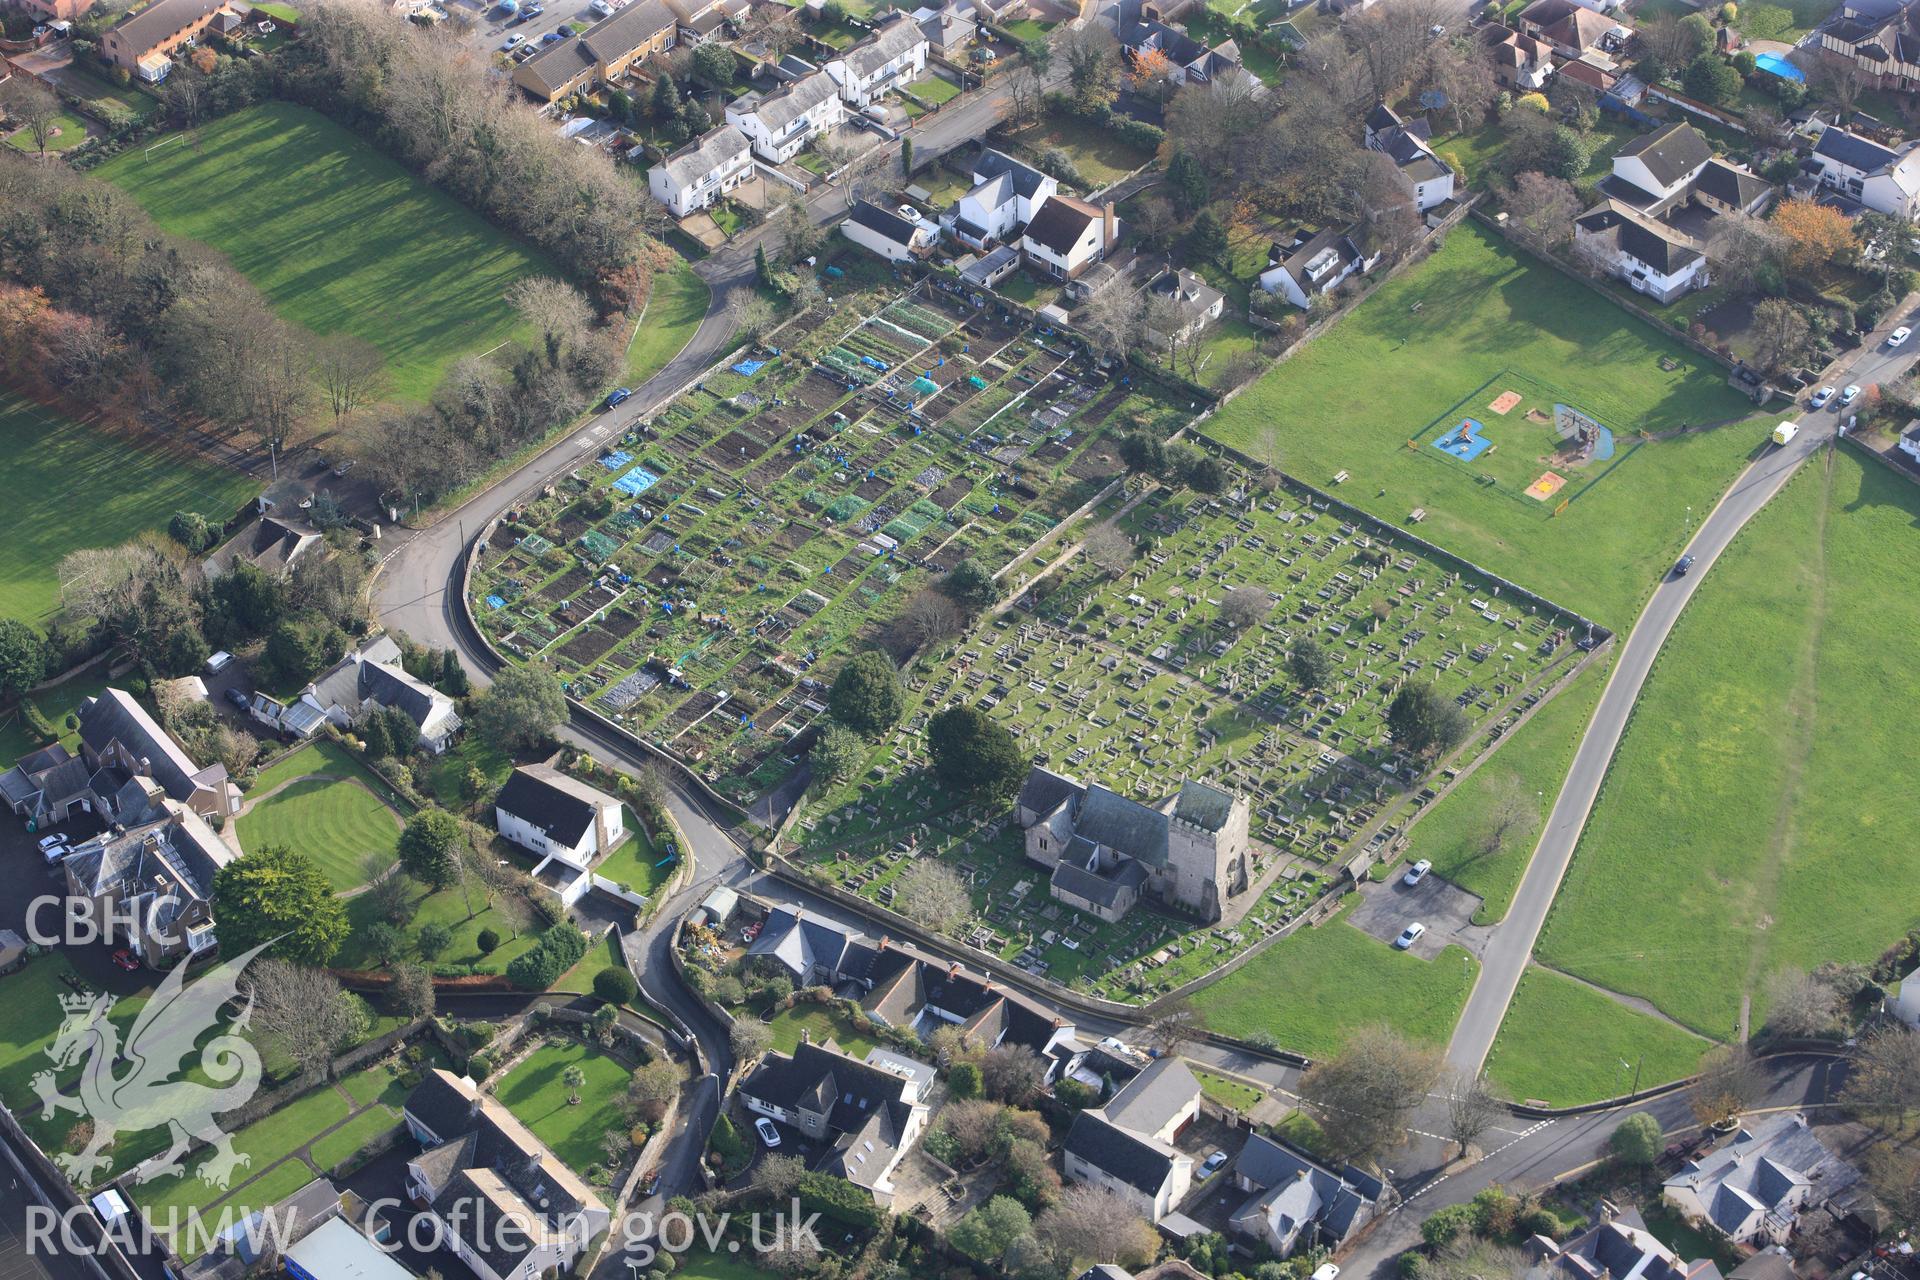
[[1102, 201, 1117, 247]]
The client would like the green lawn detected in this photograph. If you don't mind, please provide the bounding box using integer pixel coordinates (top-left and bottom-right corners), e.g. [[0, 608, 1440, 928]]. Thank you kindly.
[[493, 1039, 631, 1174], [623, 258, 710, 386], [333, 879, 543, 972], [128, 1084, 347, 1223], [1192, 1067, 1264, 1114], [1485, 966, 1712, 1107], [253, 740, 406, 804], [98, 102, 553, 401], [672, 1252, 778, 1280], [309, 1104, 400, 1172], [1537, 451, 1920, 1037], [424, 734, 515, 810], [755, 1003, 878, 1058], [0, 670, 113, 764], [254, 1, 300, 18], [593, 810, 671, 897], [905, 75, 961, 106], [1735, 0, 1829, 42], [236, 776, 403, 892], [1404, 655, 1611, 924], [1005, 116, 1150, 189], [6, 112, 89, 152], [1193, 899, 1480, 1058], [1272, 1109, 1332, 1158], [62, 69, 158, 125], [0, 393, 256, 620], [1203, 224, 1771, 631]]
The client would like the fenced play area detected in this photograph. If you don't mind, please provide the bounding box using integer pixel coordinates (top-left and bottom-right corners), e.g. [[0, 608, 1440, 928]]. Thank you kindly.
[[1411, 370, 1635, 513]]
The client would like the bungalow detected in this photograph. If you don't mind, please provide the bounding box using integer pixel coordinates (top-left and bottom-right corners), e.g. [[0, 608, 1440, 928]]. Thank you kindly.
[[1807, 124, 1920, 217], [1061, 1058, 1202, 1222], [201, 511, 323, 581], [1573, 203, 1707, 303], [511, 0, 678, 103], [0, 687, 238, 827], [842, 199, 934, 261], [945, 148, 1057, 248], [1363, 104, 1455, 212], [1537, 5, 1631, 59], [1516, 0, 1628, 47], [1021, 195, 1120, 280], [1662, 1114, 1864, 1245], [1225, 1133, 1386, 1257], [402, 1071, 609, 1280], [100, 0, 244, 82], [1144, 268, 1226, 344], [494, 765, 627, 869], [737, 1040, 933, 1207], [915, 2, 976, 57], [725, 69, 845, 163], [825, 14, 929, 108], [1258, 226, 1379, 309], [251, 634, 461, 753], [648, 123, 754, 217]]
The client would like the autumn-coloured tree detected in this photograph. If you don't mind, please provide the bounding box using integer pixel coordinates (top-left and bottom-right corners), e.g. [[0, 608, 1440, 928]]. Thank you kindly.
[[188, 45, 218, 75], [1773, 197, 1855, 272], [1128, 46, 1176, 96]]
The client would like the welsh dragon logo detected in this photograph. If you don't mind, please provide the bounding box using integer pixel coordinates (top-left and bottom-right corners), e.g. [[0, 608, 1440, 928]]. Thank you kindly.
[[32, 942, 270, 1189]]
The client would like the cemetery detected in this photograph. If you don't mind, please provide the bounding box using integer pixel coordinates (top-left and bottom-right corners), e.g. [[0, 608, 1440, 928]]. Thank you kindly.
[[789, 462, 1594, 1002], [466, 282, 1190, 805]]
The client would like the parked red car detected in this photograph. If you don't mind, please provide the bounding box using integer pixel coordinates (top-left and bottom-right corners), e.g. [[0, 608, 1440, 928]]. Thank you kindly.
[[110, 949, 140, 973]]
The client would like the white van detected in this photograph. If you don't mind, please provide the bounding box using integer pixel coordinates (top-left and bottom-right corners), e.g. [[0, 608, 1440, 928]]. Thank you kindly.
[[1772, 422, 1799, 447], [206, 650, 234, 674]]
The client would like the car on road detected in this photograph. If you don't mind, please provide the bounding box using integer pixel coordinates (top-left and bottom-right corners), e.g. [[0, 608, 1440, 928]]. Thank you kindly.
[[590, 0, 612, 12], [109, 949, 140, 973], [1891, 326, 1912, 348], [1841, 384, 1862, 405], [1672, 554, 1695, 577], [605, 387, 633, 409], [754, 1118, 781, 1148], [1393, 922, 1427, 950], [224, 687, 252, 711], [1402, 859, 1432, 886], [1809, 386, 1833, 409], [1199, 1150, 1229, 1178], [502, 32, 523, 48]]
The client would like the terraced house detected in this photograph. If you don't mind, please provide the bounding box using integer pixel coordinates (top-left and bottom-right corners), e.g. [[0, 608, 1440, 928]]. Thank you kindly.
[[511, 0, 678, 103]]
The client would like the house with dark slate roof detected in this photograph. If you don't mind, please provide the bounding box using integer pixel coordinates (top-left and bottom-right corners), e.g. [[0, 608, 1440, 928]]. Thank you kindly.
[[1, 687, 238, 828], [1532, 1205, 1723, 1280], [1061, 1058, 1202, 1222], [1225, 1132, 1387, 1257], [1819, 0, 1920, 90], [738, 1039, 932, 1207], [1018, 766, 1249, 922], [402, 1071, 609, 1280], [1661, 1114, 1864, 1245], [251, 634, 460, 753], [510, 0, 678, 102], [945, 149, 1059, 249], [1807, 124, 1920, 217], [60, 801, 233, 968], [494, 765, 627, 868], [1363, 104, 1455, 212]]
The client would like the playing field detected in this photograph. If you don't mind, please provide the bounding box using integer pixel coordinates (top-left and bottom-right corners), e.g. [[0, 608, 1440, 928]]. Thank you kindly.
[[1536, 450, 1920, 1037], [1484, 965, 1711, 1106], [1204, 225, 1769, 630], [0, 393, 256, 621], [97, 103, 553, 401]]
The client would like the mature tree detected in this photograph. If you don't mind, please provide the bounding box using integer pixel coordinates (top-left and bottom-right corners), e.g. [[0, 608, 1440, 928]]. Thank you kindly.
[[245, 959, 363, 1080], [737, 294, 778, 342], [1082, 525, 1135, 576], [1, 78, 61, 157], [1812, 49, 1871, 116], [1609, 1112, 1664, 1167], [1187, 206, 1229, 262], [1684, 53, 1741, 107], [1220, 585, 1272, 631], [417, 922, 454, 960], [808, 720, 865, 788], [1166, 150, 1210, 217], [1445, 1072, 1506, 1159], [770, 189, 825, 263], [893, 589, 965, 650], [1076, 284, 1147, 363], [1763, 969, 1841, 1039], [389, 963, 436, 1019], [981, 1044, 1047, 1105], [314, 334, 389, 429], [928, 705, 1027, 800], [751, 1152, 806, 1201], [1774, 197, 1856, 272], [827, 650, 903, 736], [0, 619, 48, 700], [1640, 11, 1711, 77], [1424, 38, 1499, 135], [626, 1057, 682, 1121], [894, 860, 971, 933], [1345, 0, 1449, 104], [1691, 1042, 1764, 1127], [730, 1018, 772, 1063], [1005, 63, 1044, 128], [1713, 212, 1789, 295], [470, 664, 567, 751], [510, 277, 596, 372], [365, 922, 405, 967], [1479, 772, 1540, 859], [213, 845, 350, 965], [1751, 298, 1812, 373], [1033, 1184, 1159, 1271], [950, 1196, 1033, 1264], [1057, 23, 1121, 112], [398, 808, 465, 891], [1388, 681, 1471, 756], [941, 559, 1000, 613], [1146, 995, 1206, 1057], [1299, 1025, 1442, 1162], [1839, 1024, 1920, 1131], [1166, 72, 1276, 185], [1506, 171, 1581, 253], [1289, 638, 1336, 689]]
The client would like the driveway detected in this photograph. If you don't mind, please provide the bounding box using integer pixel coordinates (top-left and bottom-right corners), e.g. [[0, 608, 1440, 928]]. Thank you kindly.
[[1347, 873, 1488, 960]]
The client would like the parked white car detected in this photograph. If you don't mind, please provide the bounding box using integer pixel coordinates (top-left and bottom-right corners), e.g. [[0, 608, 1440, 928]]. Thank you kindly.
[[1394, 922, 1428, 950], [1890, 326, 1912, 348], [754, 1117, 781, 1148], [1403, 859, 1432, 886]]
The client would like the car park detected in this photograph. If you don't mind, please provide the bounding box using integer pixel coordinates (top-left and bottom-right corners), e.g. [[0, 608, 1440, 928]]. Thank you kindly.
[[1403, 859, 1432, 886], [1393, 922, 1427, 950], [754, 1117, 781, 1147]]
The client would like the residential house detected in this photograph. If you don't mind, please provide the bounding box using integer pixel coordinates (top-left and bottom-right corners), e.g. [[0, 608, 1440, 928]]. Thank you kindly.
[[665, 0, 747, 43], [1071, 1264, 1211, 1280], [201, 511, 323, 580], [0, 687, 238, 827], [1062, 1058, 1202, 1221], [61, 801, 232, 967], [1662, 1114, 1864, 1245], [915, 2, 976, 58], [1536, 4, 1631, 59], [726, 70, 845, 163], [1818, 0, 1920, 89], [648, 123, 754, 216], [945, 148, 1057, 249], [494, 765, 627, 869], [100, 0, 243, 81], [511, 0, 677, 103], [825, 14, 929, 107], [842, 199, 933, 261], [1807, 124, 1920, 216], [1144, 268, 1226, 344], [1516, 0, 1627, 44], [402, 1071, 610, 1280], [1364, 104, 1455, 212], [18, 0, 91, 21], [1483, 23, 1555, 90], [250, 634, 461, 752], [1018, 766, 1250, 923], [737, 1040, 933, 1207], [1258, 225, 1379, 309], [1535, 1205, 1724, 1280], [1020, 196, 1120, 280], [1226, 1133, 1386, 1257], [1573, 204, 1707, 303], [1116, 0, 1243, 84]]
